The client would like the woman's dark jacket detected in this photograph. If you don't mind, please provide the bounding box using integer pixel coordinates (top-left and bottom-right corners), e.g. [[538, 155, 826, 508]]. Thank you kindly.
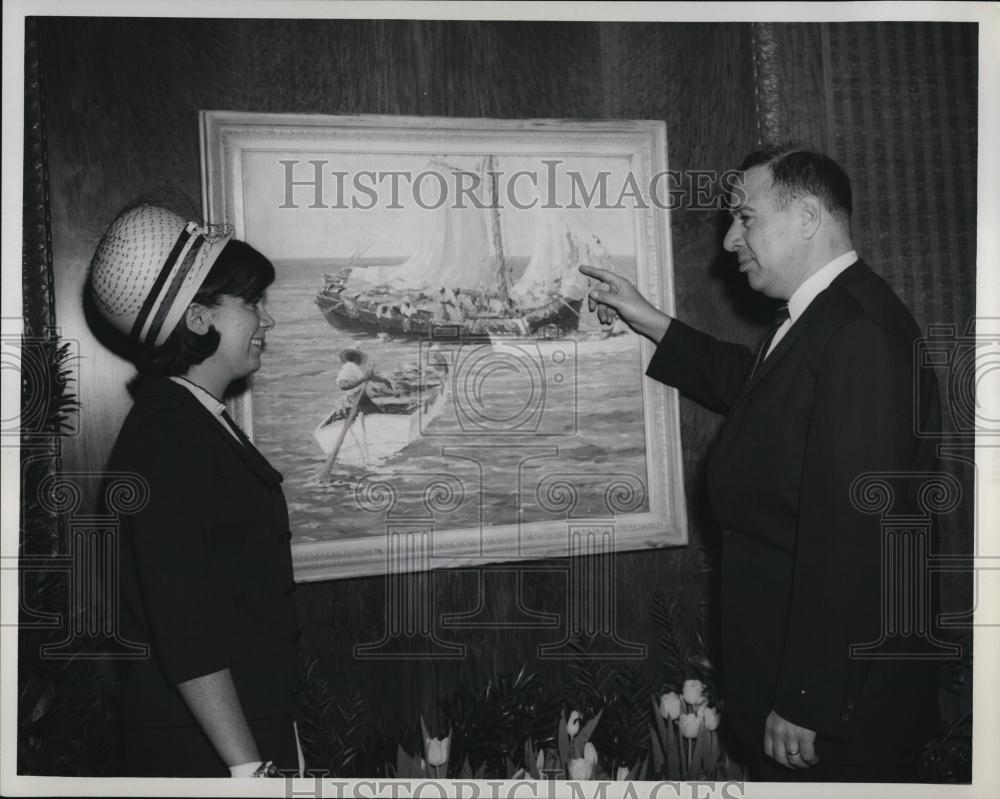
[[108, 375, 301, 727]]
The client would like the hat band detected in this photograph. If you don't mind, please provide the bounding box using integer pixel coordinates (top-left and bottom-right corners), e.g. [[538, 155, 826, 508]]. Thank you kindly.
[[130, 223, 195, 341], [142, 233, 207, 345]]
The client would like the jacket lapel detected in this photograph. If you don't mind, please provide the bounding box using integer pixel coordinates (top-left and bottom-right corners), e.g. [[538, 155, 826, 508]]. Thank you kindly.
[[147, 377, 283, 487], [731, 261, 870, 408]]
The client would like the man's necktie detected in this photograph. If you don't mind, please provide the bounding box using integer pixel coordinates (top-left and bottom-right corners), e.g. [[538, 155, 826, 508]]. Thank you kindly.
[[749, 303, 790, 380]]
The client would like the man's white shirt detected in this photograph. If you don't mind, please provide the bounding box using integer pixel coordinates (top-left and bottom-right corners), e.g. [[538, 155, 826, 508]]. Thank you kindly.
[[766, 250, 858, 357]]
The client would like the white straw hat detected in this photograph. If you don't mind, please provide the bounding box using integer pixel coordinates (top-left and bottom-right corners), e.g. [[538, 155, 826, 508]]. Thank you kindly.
[[338, 348, 369, 365], [88, 205, 233, 347]]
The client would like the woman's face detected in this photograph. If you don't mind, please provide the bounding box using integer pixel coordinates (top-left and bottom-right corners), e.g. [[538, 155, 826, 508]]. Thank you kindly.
[[204, 294, 274, 382]]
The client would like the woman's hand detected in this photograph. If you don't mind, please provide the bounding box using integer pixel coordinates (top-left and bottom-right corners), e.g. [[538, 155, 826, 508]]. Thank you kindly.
[[177, 668, 260, 770]]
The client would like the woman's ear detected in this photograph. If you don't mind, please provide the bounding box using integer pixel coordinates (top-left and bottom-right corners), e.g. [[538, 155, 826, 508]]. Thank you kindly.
[[185, 302, 215, 335]]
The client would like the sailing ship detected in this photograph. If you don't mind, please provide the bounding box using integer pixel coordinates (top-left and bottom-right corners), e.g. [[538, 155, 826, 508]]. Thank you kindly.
[[314, 157, 612, 339]]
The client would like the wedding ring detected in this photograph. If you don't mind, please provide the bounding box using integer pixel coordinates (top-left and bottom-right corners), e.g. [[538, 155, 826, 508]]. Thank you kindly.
[[786, 749, 800, 757]]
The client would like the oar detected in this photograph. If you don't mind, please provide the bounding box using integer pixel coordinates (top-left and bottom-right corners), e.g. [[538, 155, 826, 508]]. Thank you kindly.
[[558, 296, 583, 316], [319, 385, 367, 482]]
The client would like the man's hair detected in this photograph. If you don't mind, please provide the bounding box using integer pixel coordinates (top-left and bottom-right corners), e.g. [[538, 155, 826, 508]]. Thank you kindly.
[[739, 143, 853, 223], [137, 239, 275, 376]]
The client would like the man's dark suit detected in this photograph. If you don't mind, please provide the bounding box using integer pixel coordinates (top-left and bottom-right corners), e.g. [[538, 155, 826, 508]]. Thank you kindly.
[[647, 260, 940, 767]]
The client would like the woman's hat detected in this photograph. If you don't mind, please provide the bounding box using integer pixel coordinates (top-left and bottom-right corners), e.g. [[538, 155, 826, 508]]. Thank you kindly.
[[338, 348, 369, 365], [88, 204, 233, 347]]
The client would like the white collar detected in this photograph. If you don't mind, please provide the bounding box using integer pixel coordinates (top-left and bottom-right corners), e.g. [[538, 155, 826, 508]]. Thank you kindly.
[[170, 376, 244, 443], [169, 375, 229, 417], [787, 250, 858, 322]]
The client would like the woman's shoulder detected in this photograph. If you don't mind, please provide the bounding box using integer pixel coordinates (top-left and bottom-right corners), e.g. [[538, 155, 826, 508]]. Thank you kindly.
[[113, 377, 216, 457]]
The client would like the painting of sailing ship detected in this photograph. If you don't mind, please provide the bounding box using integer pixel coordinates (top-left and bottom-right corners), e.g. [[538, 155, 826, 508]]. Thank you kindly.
[[200, 112, 687, 581], [315, 157, 606, 340]]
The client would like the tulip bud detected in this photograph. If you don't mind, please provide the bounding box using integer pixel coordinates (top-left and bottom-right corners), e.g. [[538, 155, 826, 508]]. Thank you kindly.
[[425, 734, 450, 767], [616, 766, 630, 781], [682, 679, 706, 706], [536, 749, 545, 772], [584, 742, 598, 766], [678, 712, 703, 739], [567, 710, 582, 737], [702, 705, 720, 732], [568, 757, 594, 781], [659, 692, 682, 720]]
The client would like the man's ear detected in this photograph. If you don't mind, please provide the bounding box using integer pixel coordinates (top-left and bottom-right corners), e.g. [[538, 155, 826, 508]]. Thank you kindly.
[[798, 195, 822, 239], [185, 302, 216, 335]]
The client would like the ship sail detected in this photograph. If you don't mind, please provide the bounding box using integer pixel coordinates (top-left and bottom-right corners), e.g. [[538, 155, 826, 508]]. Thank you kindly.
[[509, 205, 613, 306], [344, 159, 498, 295]]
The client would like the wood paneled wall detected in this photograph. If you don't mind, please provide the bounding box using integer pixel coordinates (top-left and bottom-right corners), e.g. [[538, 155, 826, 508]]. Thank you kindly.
[[36, 18, 976, 731]]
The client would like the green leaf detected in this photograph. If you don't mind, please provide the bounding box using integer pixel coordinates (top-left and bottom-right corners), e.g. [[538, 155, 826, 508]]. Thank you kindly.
[[558, 710, 571, 767], [575, 708, 603, 754], [666, 721, 680, 780], [649, 726, 664, 774]]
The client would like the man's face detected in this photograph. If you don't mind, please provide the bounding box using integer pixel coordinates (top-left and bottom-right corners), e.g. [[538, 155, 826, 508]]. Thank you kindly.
[[723, 165, 803, 299]]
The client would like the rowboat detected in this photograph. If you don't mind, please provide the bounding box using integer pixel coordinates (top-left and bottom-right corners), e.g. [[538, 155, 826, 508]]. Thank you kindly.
[[313, 366, 449, 469]]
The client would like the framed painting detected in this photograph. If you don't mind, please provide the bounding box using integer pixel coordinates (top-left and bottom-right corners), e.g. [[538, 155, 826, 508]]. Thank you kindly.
[[200, 111, 687, 581]]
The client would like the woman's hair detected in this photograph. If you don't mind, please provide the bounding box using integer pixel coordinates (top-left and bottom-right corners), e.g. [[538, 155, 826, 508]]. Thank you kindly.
[[136, 240, 275, 376]]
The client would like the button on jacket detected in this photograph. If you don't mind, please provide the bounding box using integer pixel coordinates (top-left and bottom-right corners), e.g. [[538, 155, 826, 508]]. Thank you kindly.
[[109, 376, 301, 727]]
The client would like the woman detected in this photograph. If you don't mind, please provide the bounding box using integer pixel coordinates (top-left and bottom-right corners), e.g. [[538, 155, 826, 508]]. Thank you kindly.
[[88, 204, 302, 777]]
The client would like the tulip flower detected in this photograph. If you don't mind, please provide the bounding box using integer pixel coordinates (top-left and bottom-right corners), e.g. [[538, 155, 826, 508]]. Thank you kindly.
[[659, 692, 682, 720], [567, 710, 582, 737], [702, 705, 720, 732], [425, 734, 450, 767], [678, 712, 703, 739], [420, 716, 451, 772], [682, 679, 706, 707], [568, 757, 594, 781], [616, 766, 630, 781], [584, 742, 598, 766]]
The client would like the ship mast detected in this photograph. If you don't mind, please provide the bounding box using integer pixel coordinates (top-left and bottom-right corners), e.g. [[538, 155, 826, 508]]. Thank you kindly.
[[487, 155, 510, 303]]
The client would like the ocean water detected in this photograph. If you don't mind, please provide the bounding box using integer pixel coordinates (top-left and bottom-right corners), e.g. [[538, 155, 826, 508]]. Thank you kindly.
[[250, 256, 650, 543]]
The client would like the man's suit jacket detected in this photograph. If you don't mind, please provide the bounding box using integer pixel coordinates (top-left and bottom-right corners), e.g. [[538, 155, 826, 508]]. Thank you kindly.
[[109, 376, 302, 729], [647, 261, 940, 763]]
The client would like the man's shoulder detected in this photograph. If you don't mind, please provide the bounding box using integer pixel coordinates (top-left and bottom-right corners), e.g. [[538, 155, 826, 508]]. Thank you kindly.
[[814, 260, 921, 339]]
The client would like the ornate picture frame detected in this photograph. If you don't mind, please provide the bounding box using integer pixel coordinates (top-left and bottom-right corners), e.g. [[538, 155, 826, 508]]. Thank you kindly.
[[200, 111, 687, 581]]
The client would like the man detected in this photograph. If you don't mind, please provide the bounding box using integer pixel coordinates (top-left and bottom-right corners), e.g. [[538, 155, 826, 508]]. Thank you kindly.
[[335, 348, 392, 464], [400, 296, 416, 332], [455, 287, 478, 321], [582, 145, 940, 782]]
